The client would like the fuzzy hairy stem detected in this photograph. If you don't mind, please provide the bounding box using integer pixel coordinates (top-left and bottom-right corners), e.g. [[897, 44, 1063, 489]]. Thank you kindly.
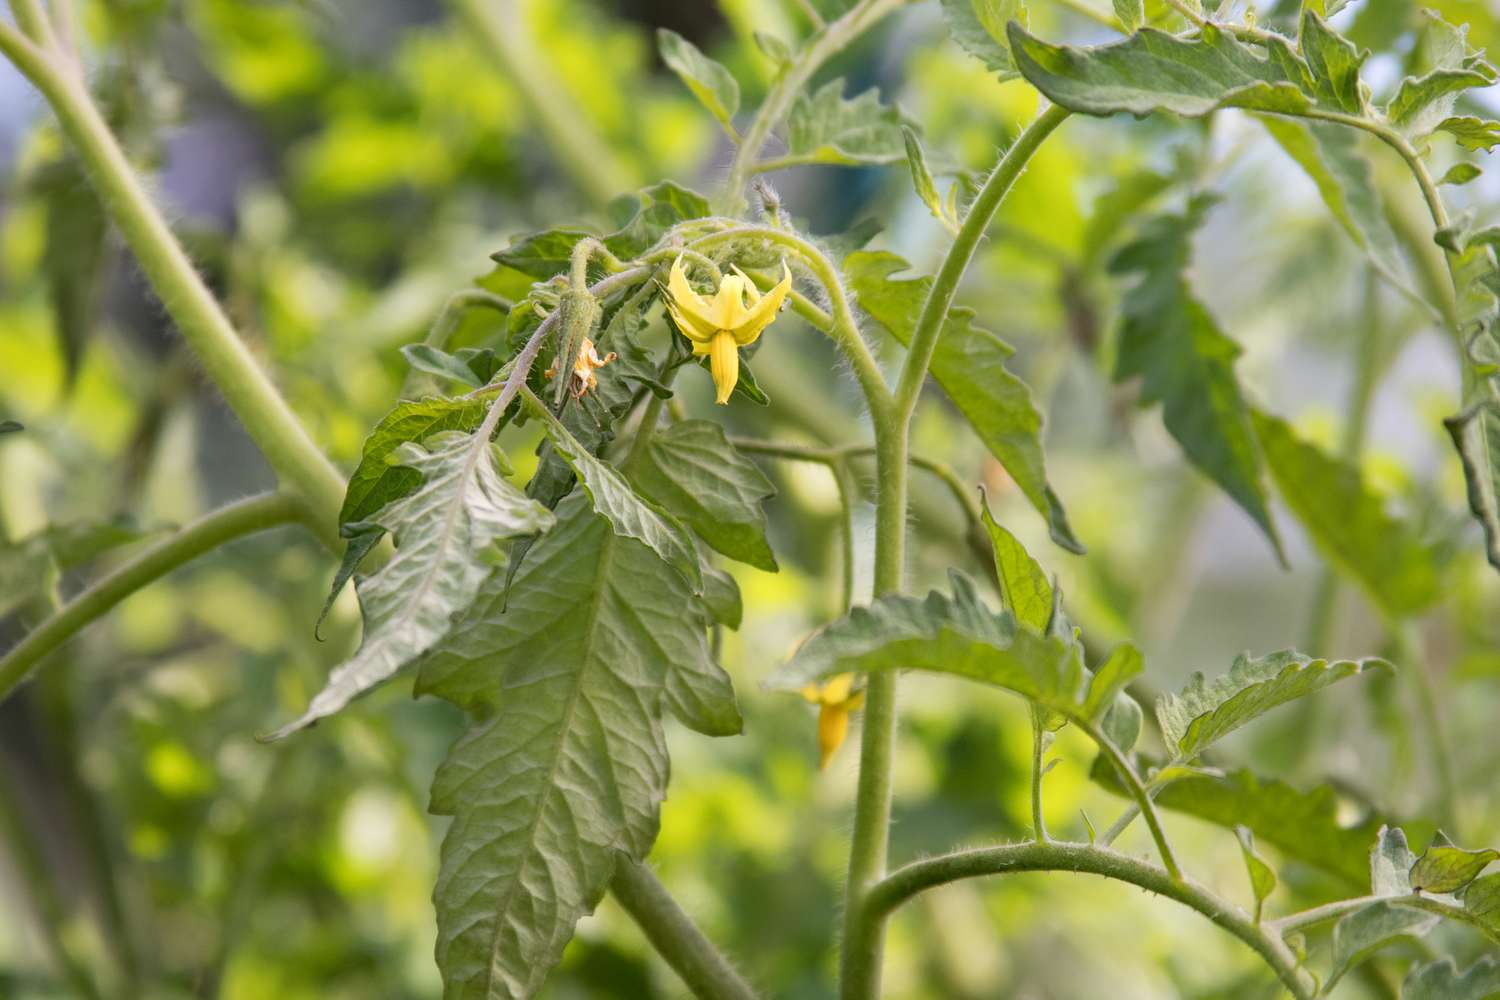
[[864, 841, 1316, 999]]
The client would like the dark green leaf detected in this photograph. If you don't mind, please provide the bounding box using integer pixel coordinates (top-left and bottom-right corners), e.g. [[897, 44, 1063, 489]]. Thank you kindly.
[[1402, 956, 1500, 1000], [1235, 825, 1277, 923], [1438, 116, 1500, 152], [979, 498, 1052, 632], [315, 524, 384, 639], [1254, 409, 1441, 618], [786, 79, 907, 167], [766, 570, 1086, 717], [658, 29, 740, 137], [1110, 199, 1282, 558], [271, 431, 555, 738], [1329, 901, 1441, 989], [417, 492, 737, 999], [1156, 649, 1386, 760], [939, 0, 1027, 78], [700, 562, 743, 630], [341, 396, 491, 526], [847, 250, 1082, 552], [633, 420, 778, 572], [0, 420, 20, 434], [401, 344, 485, 388], [37, 157, 107, 386], [1411, 843, 1499, 894], [490, 228, 592, 280], [604, 181, 711, 259]]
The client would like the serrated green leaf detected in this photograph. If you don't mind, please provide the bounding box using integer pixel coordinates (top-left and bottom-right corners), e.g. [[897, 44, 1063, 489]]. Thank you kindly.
[[1258, 116, 1412, 294], [525, 395, 702, 591], [1253, 410, 1441, 619], [633, 420, 778, 572], [1403, 956, 1500, 1000], [1442, 162, 1484, 186], [272, 430, 555, 738], [1386, 13, 1497, 140], [340, 397, 492, 527], [1156, 649, 1385, 760], [786, 79, 907, 166], [1298, 11, 1367, 115], [1438, 116, 1500, 152], [766, 570, 1086, 717], [1330, 901, 1441, 989], [1083, 642, 1144, 722], [1009, 22, 1324, 119], [658, 29, 740, 138], [401, 344, 485, 388], [1464, 873, 1500, 933], [603, 180, 711, 260], [939, 0, 1028, 77], [1411, 843, 1499, 893], [416, 492, 737, 999], [1089, 760, 1413, 887], [1110, 200, 1282, 558], [1113, 0, 1142, 33], [846, 250, 1082, 552], [490, 228, 592, 280], [1446, 401, 1500, 571], [979, 499, 1051, 632], [902, 125, 947, 224], [1235, 825, 1277, 923]]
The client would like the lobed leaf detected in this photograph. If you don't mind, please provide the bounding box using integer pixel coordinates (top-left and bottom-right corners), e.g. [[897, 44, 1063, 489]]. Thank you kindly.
[[1410, 843, 1499, 894], [1402, 956, 1500, 1000], [1438, 116, 1500, 152], [658, 29, 740, 138], [340, 396, 490, 527], [1109, 199, 1282, 558], [1329, 901, 1441, 990], [632, 420, 778, 572], [1156, 649, 1386, 760], [939, 0, 1027, 78], [786, 79, 908, 167], [1254, 409, 1441, 619], [416, 492, 739, 999], [847, 250, 1082, 552], [1385, 12, 1497, 140], [271, 430, 555, 738]]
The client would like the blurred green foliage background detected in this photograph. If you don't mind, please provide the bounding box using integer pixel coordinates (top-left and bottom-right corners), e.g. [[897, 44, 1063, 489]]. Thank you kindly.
[[3, 0, 1500, 997]]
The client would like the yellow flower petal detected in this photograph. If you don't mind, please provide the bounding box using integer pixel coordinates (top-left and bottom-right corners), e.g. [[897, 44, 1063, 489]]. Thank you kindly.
[[708, 331, 738, 405], [731, 263, 792, 347], [817, 703, 850, 770], [667, 257, 718, 341]]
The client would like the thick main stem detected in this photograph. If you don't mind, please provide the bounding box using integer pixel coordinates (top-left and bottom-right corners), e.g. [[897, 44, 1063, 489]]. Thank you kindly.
[[0, 30, 346, 544]]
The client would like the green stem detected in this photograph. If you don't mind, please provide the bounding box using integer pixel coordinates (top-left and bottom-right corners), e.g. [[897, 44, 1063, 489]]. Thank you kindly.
[[863, 841, 1315, 999], [720, 0, 910, 214], [1084, 722, 1181, 878], [0, 30, 347, 545], [0, 493, 310, 703], [611, 860, 761, 1000], [454, 0, 632, 208], [1270, 892, 1500, 947], [1030, 711, 1049, 842]]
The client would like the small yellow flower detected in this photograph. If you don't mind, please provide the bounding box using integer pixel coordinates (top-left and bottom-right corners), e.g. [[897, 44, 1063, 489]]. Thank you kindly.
[[545, 337, 617, 398], [665, 255, 792, 405], [800, 672, 864, 770]]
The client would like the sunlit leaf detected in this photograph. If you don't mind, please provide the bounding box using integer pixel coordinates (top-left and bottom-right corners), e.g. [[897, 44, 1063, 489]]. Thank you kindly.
[[979, 498, 1051, 632], [786, 79, 907, 167], [1438, 116, 1500, 152], [1113, 0, 1142, 33], [1410, 842, 1499, 894], [902, 125, 947, 226], [270, 430, 555, 738], [939, 0, 1027, 78], [1083, 642, 1143, 722], [417, 492, 738, 1000], [633, 420, 778, 572], [847, 250, 1082, 552], [1442, 162, 1484, 186], [1156, 649, 1386, 760], [339, 396, 490, 527], [658, 29, 740, 138]]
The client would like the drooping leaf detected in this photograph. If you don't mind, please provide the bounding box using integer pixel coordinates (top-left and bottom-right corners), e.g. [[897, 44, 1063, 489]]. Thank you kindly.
[[1443, 163, 1484, 186], [1253, 410, 1441, 619], [1329, 901, 1441, 990], [1156, 649, 1386, 760], [786, 79, 908, 167], [658, 29, 740, 138], [340, 396, 490, 526], [526, 395, 702, 591], [1373, 825, 1419, 896], [632, 420, 778, 572], [1438, 116, 1500, 152], [1089, 760, 1415, 887], [1109, 199, 1282, 558], [979, 498, 1052, 632], [766, 570, 1086, 717], [1235, 825, 1277, 923], [939, 0, 1027, 78], [1410, 842, 1499, 894], [1008, 22, 1326, 119], [269, 431, 554, 738], [846, 250, 1082, 552], [1446, 401, 1500, 570], [1402, 956, 1500, 1000], [1083, 642, 1144, 722], [416, 492, 737, 1000]]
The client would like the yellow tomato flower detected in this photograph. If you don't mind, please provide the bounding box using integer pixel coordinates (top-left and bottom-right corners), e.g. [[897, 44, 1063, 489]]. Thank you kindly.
[[545, 337, 617, 398], [665, 255, 792, 405], [800, 672, 864, 770]]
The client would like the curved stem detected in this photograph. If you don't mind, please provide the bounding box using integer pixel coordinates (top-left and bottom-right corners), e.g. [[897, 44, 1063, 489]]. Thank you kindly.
[[611, 860, 762, 1000], [864, 841, 1315, 999], [455, 0, 633, 208], [0, 33, 347, 544], [0, 493, 310, 703], [893, 104, 1071, 421], [719, 0, 910, 214], [1083, 723, 1181, 878]]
